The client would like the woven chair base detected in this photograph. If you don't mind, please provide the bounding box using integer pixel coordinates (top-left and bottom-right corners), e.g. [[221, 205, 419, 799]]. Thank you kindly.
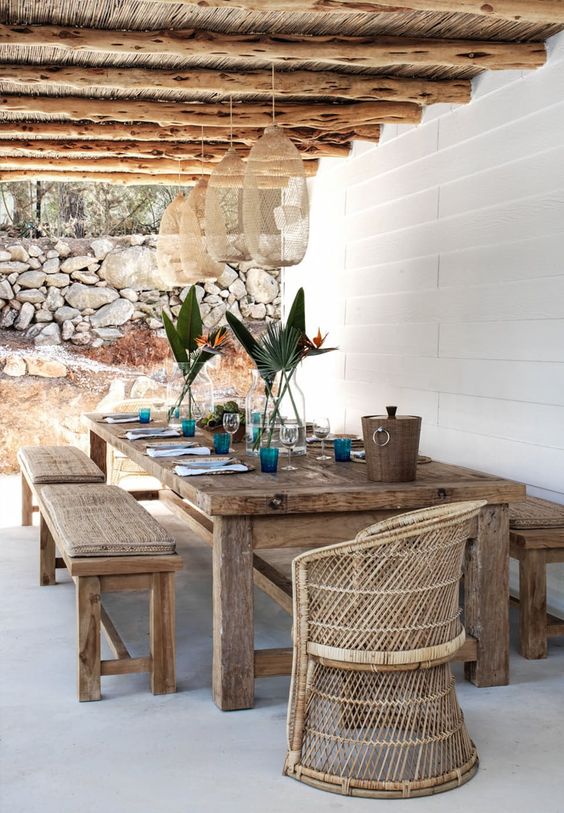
[[286, 754, 478, 799], [285, 660, 478, 798]]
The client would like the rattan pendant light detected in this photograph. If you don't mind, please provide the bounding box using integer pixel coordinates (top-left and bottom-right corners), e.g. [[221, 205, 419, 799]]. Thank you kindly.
[[179, 176, 223, 282], [205, 98, 251, 263], [156, 192, 193, 289], [243, 68, 309, 268]]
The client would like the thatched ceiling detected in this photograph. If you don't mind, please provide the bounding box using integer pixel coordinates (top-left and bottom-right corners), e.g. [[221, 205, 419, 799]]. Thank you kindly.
[[0, 0, 562, 185]]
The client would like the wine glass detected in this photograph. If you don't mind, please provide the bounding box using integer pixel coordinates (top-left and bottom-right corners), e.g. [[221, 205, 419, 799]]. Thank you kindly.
[[222, 411, 241, 446], [280, 420, 299, 471], [313, 417, 331, 460]]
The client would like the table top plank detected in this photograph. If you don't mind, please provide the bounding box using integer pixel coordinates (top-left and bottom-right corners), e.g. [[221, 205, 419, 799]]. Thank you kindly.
[[84, 414, 526, 517]]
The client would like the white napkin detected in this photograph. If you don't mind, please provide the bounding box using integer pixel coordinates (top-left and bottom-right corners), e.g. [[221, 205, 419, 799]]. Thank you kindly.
[[126, 427, 181, 440], [175, 463, 249, 476], [147, 446, 211, 458], [104, 413, 143, 423]]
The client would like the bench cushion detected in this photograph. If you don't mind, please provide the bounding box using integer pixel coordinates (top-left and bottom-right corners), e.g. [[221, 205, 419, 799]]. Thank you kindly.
[[18, 446, 105, 485], [510, 497, 564, 530], [40, 484, 176, 557]]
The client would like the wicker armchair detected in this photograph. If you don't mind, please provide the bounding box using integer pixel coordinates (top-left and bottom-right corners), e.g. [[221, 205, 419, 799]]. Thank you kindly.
[[284, 500, 486, 799]]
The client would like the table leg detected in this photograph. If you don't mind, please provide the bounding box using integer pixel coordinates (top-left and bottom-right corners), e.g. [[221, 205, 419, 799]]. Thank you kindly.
[[464, 503, 509, 687], [89, 430, 107, 479], [212, 516, 254, 710]]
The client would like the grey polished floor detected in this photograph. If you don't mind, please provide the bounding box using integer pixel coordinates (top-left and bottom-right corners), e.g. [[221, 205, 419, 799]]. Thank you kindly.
[[1, 474, 563, 813]]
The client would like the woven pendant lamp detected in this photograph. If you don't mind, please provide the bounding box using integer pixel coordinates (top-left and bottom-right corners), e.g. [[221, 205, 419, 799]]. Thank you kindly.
[[179, 177, 224, 282], [243, 124, 309, 268], [156, 193, 193, 289], [205, 146, 251, 263]]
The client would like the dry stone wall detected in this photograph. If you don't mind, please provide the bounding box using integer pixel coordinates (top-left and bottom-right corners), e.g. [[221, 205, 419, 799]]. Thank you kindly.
[[0, 235, 281, 349]]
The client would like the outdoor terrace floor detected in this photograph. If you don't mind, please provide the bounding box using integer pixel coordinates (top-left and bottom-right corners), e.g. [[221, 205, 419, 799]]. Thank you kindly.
[[1, 473, 562, 813]]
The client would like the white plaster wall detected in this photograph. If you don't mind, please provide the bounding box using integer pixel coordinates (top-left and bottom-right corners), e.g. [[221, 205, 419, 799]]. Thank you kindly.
[[288, 31, 564, 614]]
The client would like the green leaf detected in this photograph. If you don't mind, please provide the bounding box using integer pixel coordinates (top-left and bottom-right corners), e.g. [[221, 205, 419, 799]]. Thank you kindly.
[[254, 323, 301, 380], [162, 311, 188, 364], [176, 286, 203, 351], [226, 310, 261, 364], [286, 287, 306, 335]]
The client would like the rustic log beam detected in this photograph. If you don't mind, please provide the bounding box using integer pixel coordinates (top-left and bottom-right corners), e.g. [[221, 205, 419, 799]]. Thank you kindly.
[[0, 95, 422, 128], [0, 64, 472, 105], [0, 24, 546, 71], [134, 0, 564, 25], [0, 137, 347, 159], [0, 155, 319, 175], [0, 170, 212, 185]]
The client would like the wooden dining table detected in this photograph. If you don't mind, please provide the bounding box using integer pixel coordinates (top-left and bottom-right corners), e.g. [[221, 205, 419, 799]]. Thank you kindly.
[[84, 413, 526, 711]]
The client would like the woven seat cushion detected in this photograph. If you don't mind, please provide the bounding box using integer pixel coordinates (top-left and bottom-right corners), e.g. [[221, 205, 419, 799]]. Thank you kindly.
[[510, 496, 564, 530], [18, 446, 105, 485], [40, 484, 175, 557]]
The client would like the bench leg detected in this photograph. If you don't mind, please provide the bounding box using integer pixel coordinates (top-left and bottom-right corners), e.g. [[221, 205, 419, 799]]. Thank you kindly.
[[39, 515, 56, 586], [77, 576, 101, 701], [21, 472, 33, 526], [150, 573, 176, 695], [519, 550, 547, 659]]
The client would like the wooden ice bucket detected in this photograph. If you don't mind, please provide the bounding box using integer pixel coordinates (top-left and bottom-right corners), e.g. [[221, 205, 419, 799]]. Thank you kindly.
[[361, 407, 422, 482]]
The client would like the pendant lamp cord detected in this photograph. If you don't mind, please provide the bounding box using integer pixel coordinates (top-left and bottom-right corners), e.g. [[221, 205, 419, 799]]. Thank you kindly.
[[271, 64, 275, 126], [201, 125, 204, 177], [229, 95, 233, 148]]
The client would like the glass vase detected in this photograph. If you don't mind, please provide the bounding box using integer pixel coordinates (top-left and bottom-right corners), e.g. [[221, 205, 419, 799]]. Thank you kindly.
[[244, 367, 306, 456], [166, 361, 214, 428]]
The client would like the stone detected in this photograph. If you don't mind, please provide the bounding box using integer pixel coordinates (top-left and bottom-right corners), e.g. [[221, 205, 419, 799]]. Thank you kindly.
[[75, 321, 90, 333], [17, 289, 45, 305], [9, 299, 21, 311], [220, 290, 229, 299], [28, 244, 43, 258], [54, 241, 71, 257], [35, 310, 53, 323], [228, 301, 243, 321], [45, 249, 58, 259], [246, 268, 279, 304], [14, 302, 35, 330], [34, 322, 62, 346], [203, 304, 226, 328], [216, 265, 238, 288], [93, 327, 123, 341], [71, 332, 91, 346], [0, 250, 11, 262], [204, 282, 220, 295], [91, 238, 114, 259], [25, 357, 68, 378], [28, 258, 41, 269], [45, 287, 64, 310], [54, 306, 80, 323], [42, 258, 60, 274], [99, 245, 159, 290], [132, 310, 144, 320], [120, 288, 138, 303], [25, 324, 43, 340], [96, 280, 108, 287], [61, 320, 75, 340], [204, 294, 222, 305], [8, 245, 29, 263], [18, 270, 46, 289], [146, 317, 162, 330], [82, 308, 95, 316], [45, 273, 70, 288], [60, 255, 95, 274], [3, 355, 27, 377], [130, 376, 159, 399], [88, 264, 100, 273], [7, 272, 18, 284], [229, 278, 247, 299], [180, 284, 204, 303], [90, 338, 104, 349], [130, 234, 145, 245], [0, 279, 14, 300], [71, 270, 98, 285], [0, 261, 30, 275], [0, 308, 17, 328], [65, 282, 119, 310], [250, 303, 267, 320], [89, 298, 134, 328]]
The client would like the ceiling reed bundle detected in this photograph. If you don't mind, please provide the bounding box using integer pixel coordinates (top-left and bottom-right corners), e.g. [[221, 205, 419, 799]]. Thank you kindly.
[[0, 0, 560, 188]]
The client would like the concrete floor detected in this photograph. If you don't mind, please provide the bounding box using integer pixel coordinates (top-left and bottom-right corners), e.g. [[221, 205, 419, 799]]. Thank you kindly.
[[1, 473, 563, 813]]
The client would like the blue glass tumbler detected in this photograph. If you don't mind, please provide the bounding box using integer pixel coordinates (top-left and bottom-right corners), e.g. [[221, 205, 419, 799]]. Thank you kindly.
[[182, 418, 196, 437], [213, 432, 230, 455], [260, 447, 279, 473], [334, 437, 352, 462], [138, 408, 151, 424]]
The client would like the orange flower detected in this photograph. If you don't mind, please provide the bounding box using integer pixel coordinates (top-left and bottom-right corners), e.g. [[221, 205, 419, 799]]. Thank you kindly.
[[195, 329, 229, 353]]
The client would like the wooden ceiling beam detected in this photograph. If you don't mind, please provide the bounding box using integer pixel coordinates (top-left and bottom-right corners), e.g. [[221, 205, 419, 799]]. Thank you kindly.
[[0, 94, 421, 129], [0, 169, 207, 185], [0, 24, 546, 71], [0, 155, 319, 176], [134, 0, 564, 24], [0, 63, 472, 105], [0, 137, 347, 159]]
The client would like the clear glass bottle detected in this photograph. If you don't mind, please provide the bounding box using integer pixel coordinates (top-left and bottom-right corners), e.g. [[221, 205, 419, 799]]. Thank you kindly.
[[244, 367, 306, 456], [166, 361, 214, 427]]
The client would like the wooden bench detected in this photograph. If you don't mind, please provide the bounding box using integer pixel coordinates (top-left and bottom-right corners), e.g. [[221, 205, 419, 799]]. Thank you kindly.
[[33, 482, 182, 701], [510, 496, 564, 659], [18, 445, 105, 527]]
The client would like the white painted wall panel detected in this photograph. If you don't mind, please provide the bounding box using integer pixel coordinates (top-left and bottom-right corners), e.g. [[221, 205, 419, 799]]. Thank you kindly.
[[290, 31, 564, 614]]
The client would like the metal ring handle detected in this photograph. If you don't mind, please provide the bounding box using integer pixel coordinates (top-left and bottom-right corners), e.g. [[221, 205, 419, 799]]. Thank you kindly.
[[372, 427, 391, 447]]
